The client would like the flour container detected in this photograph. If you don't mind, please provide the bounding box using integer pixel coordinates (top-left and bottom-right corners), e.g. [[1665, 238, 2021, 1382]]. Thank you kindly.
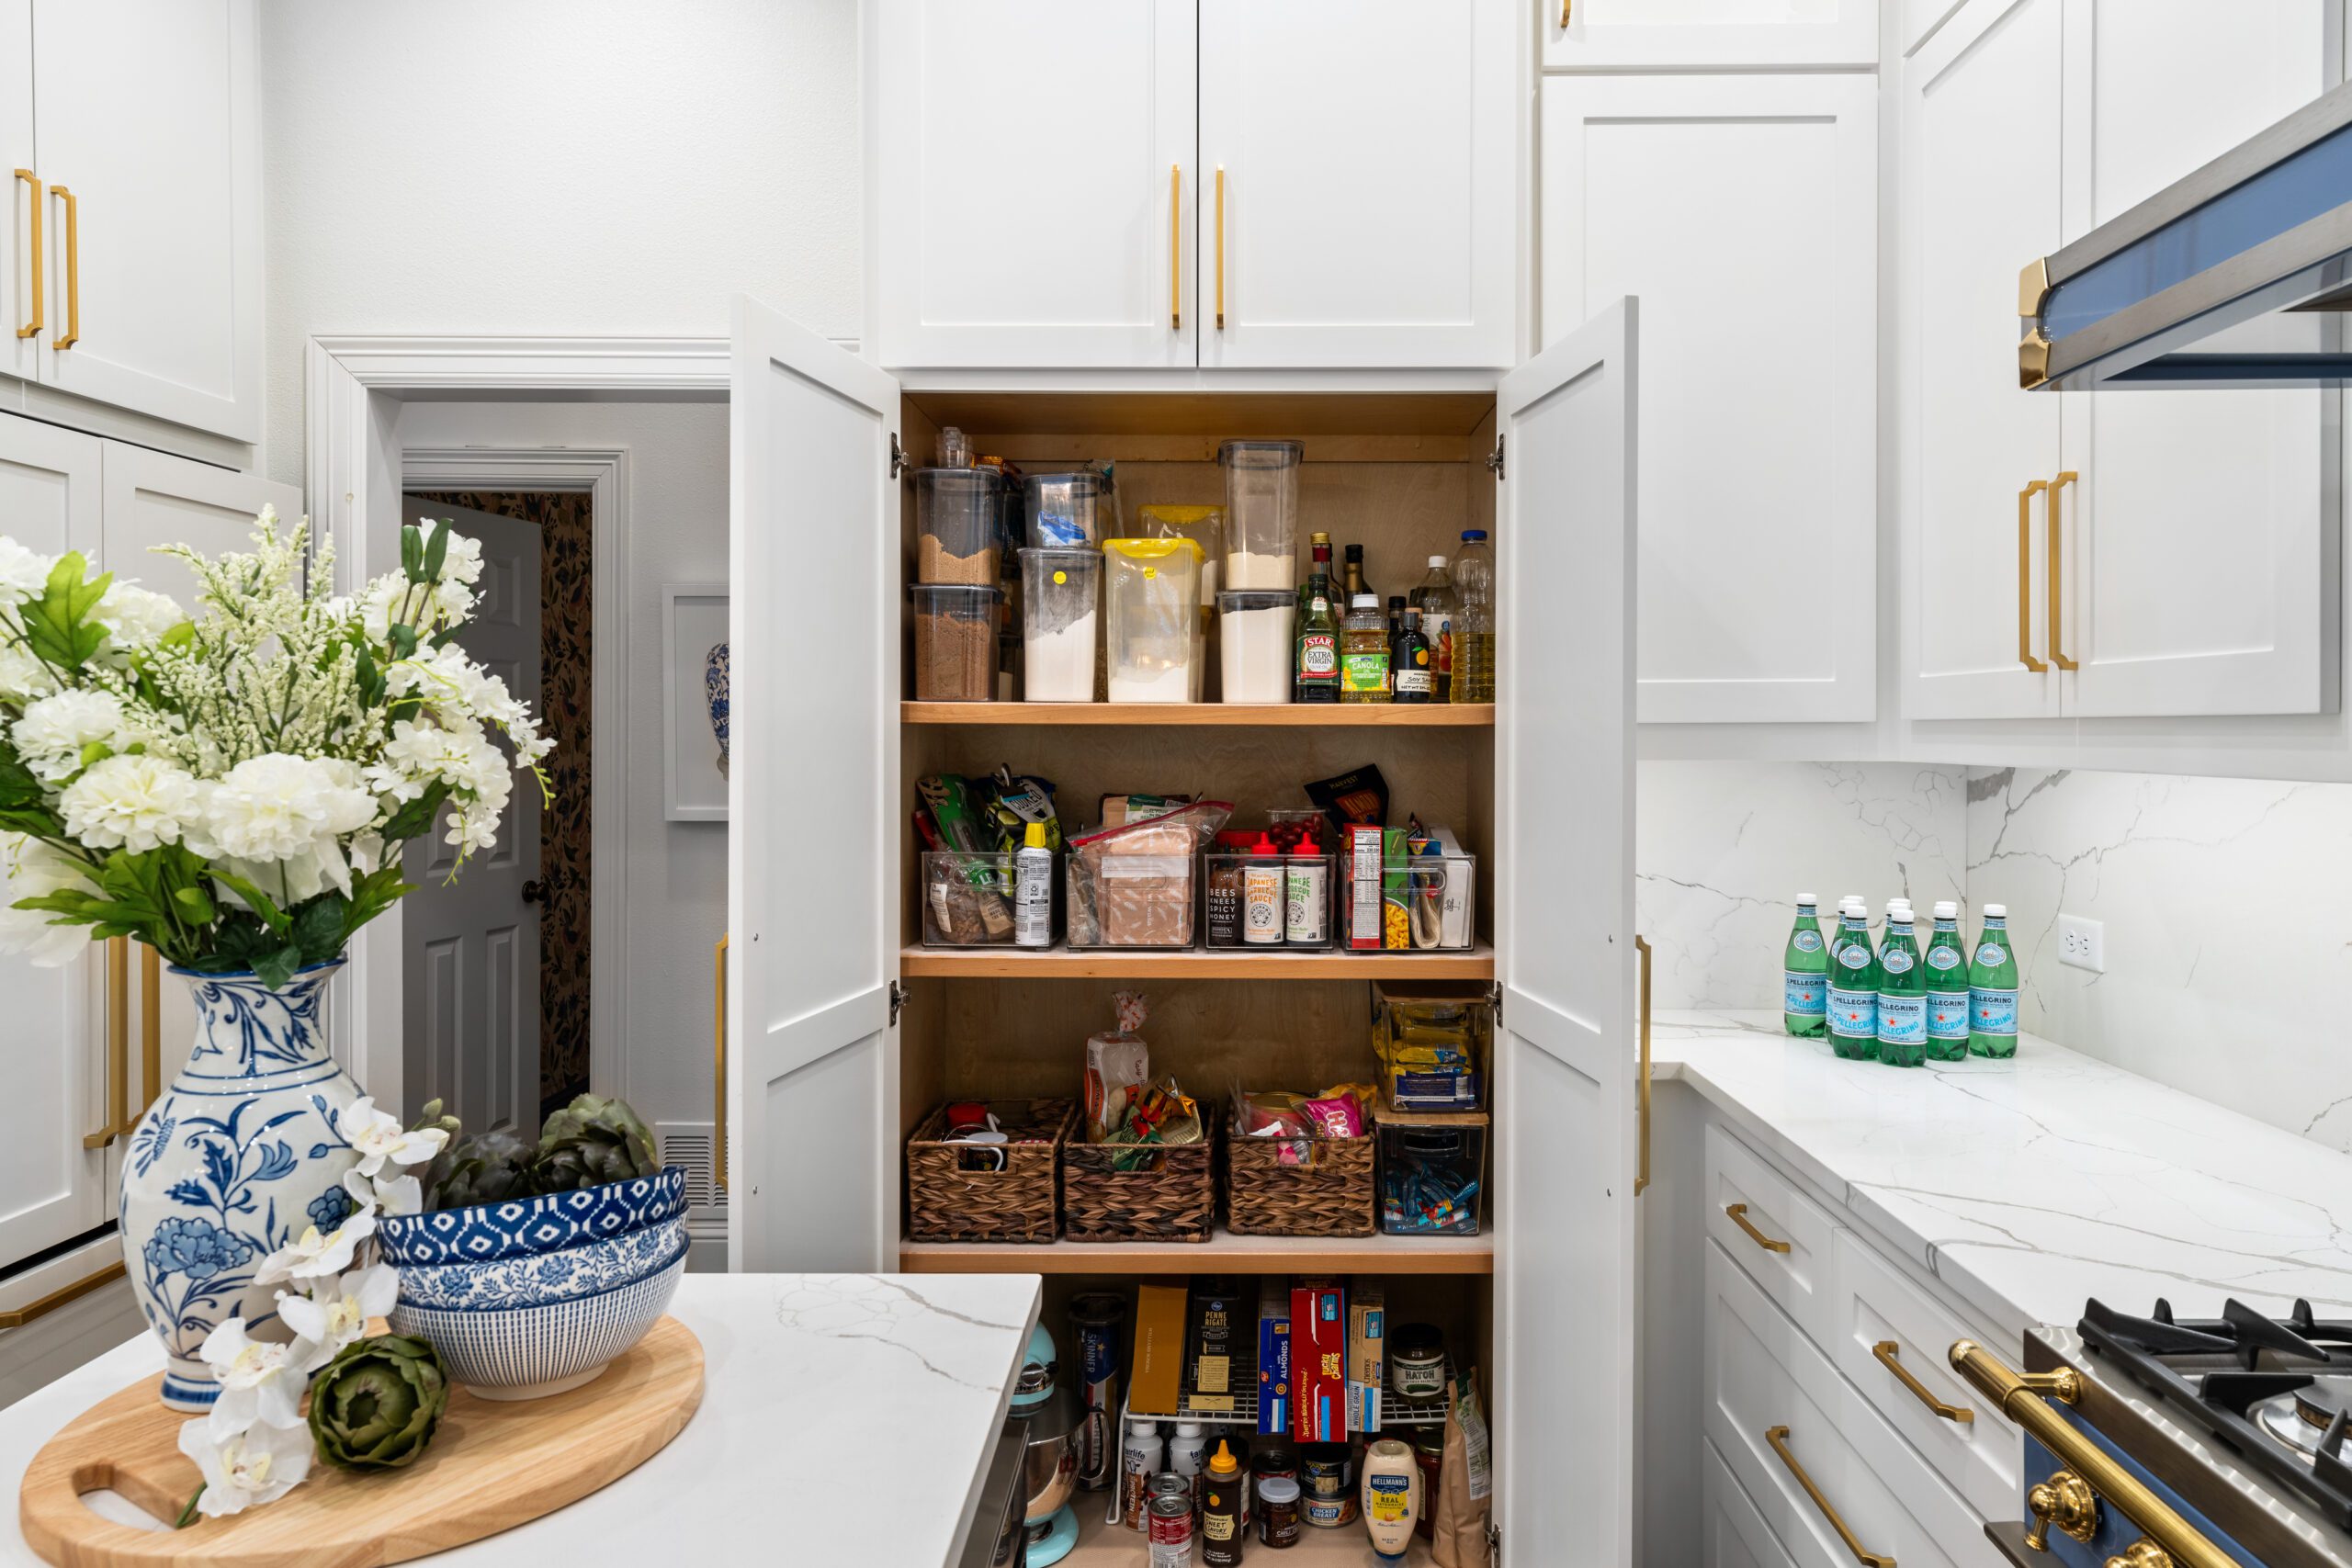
[[1024, 471, 1117, 549], [1102, 537, 1203, 704], [1020, 547, 1102, 703], [1216, 589, 1294, 705], [1218, 440, 1304, 591], [915, 469, 1004, 585]]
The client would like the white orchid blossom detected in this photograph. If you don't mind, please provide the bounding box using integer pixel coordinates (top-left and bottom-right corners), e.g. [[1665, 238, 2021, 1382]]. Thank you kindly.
[[338, 1096, 448, 1179], [253, 1205, 378, 1286], [276, 1261, 397, 1362], [176, 1417, 312, 1518], [198, 1318, 317, 1438], [345, 1165, 423, 1217]]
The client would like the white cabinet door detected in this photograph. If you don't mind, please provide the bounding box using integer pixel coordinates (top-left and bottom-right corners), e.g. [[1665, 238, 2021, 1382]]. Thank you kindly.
[[2055, 0, 2332, 717], [28, 0, 260, 442], [1496, 300, 1637, 1562], [1544, 0, 1876, 69], [875, 0, 1195, 369], [1544, 74, 1877, 724], [1, 1, 34, 388], [726, 297, 899, 1273], [1197, 0, 1515, 368], [1901, 0, 2066, 720], [0, 413, 106, 1268]]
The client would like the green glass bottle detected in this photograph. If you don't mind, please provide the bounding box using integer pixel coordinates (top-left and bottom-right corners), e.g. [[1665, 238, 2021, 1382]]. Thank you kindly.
[[1826, 901, 1880, 1061], [1782, 895, 1828, 1037], [1924, 900, 1971, 1061], [1968, 903, 2020, 1058], [1875, 907, 1927, 1068]]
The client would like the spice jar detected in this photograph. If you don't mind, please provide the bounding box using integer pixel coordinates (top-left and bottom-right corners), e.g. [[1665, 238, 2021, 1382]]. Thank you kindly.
[[1390, 1323, 1447, 1400], [1254, 1474, 1301, 1549]]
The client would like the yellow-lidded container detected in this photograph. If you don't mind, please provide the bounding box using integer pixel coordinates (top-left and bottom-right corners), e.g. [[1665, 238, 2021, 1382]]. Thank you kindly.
[[1102, 537, 1204, 704]]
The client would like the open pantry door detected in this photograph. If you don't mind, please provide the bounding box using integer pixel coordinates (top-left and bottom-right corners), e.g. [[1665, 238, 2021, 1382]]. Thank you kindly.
[[1494, 299, 1639, 1566], [726, 297, 901, 1273]]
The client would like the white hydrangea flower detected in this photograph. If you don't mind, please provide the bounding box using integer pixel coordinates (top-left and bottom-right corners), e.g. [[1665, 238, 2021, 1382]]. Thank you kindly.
[[92, 581, 187, 652], [0, 638, 57, 702], [0, 537, 54, 606], [59, 752, 206, 853], [11, 689, 141, 784], [176, 1417, 311, 1518], [0, 835, 95, 966], [197, 752, 379, 863]]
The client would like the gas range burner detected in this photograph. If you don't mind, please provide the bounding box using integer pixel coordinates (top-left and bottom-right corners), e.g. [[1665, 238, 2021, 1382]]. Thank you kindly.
[[2260, 1381, 2352, 1458]]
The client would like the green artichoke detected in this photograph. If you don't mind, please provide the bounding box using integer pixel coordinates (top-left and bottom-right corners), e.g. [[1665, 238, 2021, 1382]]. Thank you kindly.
[[530, 1094, 662, 1193], [423, 1119, 536, 1210], [307, 1335, 449, 1471]]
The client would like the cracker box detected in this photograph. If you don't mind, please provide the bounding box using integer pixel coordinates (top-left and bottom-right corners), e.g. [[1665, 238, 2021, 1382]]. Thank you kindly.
[[1347, 1282, 1385, 1434], [1290, 1278, 1347, 1443]]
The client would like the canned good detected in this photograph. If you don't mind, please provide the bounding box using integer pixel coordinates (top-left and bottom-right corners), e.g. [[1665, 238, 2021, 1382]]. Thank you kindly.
[[1148, 1492, 1195, 1549], [1151, 1472, 1193, 1501], [1301, 1444, 1352, 1497], [1300, 1489, 1357, 1529], [1069, 1292, 1127, 1490]]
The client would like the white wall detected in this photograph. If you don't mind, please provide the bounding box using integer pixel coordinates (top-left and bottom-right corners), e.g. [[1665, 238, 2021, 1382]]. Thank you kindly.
[[259, 0, 861, 485]]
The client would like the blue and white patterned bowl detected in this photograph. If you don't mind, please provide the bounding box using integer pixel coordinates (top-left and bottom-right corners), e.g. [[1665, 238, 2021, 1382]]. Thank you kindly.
[[391, 1216, 686, 1310], [390, 1247, 688, 1401], [377, 1168, 687, 1266]]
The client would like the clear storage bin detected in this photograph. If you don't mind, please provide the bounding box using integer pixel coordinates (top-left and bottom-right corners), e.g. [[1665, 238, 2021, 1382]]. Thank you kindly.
[[1217, 589, 1294, 705], [1403, 853, 1477, 950], [1218, 440, 1303, 592], [920, 851, 1019, 946], [1019, 547, 1101, 703], [1023, 471, 1117, 549], [1136, 504, 1226, 633], [1374, 1106, 1486, 1237], [909, 584, 1001, 703], [914, 468, 1003, 585], [1204, 852, 1335, 950], [1063, 803, 1228, 949], [1102, 537, 1204, 704], [1373, 982, 1488, 1111]]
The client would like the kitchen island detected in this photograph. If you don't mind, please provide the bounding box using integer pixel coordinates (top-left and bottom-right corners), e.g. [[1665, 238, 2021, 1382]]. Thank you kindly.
[[0, 1272, 1040, 1566]]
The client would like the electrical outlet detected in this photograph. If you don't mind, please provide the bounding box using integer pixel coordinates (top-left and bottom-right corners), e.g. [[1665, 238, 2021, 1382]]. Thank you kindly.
[[2058, 913, 2105, 973]]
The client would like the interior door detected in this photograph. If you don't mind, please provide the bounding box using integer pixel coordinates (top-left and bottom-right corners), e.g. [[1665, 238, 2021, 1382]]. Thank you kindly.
[[1496, 299, 1638, 1564], [2057, 0, 2333, 717], [397, 498, 542, 1135], [1901, 0, 2065, 720], [1, 0, 34, 387], [1197, 0, 1514, 368], [30, 0, 260, 441], [875, 0, 1195, 369], [726, 297, 899, 1273]]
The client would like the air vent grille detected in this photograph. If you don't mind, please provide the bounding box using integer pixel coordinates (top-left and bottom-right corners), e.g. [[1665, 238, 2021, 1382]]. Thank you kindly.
[[657, 1123, 725, 1215]]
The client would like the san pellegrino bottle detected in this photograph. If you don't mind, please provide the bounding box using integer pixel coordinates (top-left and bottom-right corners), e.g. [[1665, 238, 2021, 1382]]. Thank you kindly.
[[1826, 900, 1880, 1060], [1924, 900, 1970, 1060], [1783, 895, 1828, 1037], [1875, 908, 1927, 1067], [1968, 903, 2020, 1058]]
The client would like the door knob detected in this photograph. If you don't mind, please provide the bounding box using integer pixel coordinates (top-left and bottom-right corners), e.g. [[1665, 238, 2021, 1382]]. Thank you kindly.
[[521, 879, 545, 905], [2026, 1469, 2099, 1550]]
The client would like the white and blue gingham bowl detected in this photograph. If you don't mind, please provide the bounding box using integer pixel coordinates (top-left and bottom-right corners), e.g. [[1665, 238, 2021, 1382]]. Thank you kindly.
[[390, 1216, 686, 1310], [376, 1168, 687, 1266], [390, 1245, 687, 1401]]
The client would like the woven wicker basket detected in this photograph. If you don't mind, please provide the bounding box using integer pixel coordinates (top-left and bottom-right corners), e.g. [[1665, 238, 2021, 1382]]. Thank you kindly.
[[1227, 1130, 1375, 1236], [905, 1098, 1076, 1244], [1061, 1108, 1220, 1243]]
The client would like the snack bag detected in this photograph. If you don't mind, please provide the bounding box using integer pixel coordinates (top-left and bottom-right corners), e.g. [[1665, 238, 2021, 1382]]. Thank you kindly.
[[1084, 991, 1150, 1144], [1431, 1373, 1492, 1568]]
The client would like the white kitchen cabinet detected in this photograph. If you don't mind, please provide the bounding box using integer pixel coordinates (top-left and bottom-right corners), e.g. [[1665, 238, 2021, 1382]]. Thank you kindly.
[[1544, 73, 1877, 724], [1, 0, 33, 390], [1544, 0, 1876, 70]]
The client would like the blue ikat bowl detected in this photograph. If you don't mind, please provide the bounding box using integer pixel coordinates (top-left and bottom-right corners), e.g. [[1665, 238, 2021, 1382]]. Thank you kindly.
[[375, 1167, 687, 1267]]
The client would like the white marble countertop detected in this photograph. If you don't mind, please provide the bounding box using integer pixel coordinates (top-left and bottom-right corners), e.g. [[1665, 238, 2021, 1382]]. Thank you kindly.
[[0, 1271, 1042, 1566], [1657, 1010, 2352, 1339]]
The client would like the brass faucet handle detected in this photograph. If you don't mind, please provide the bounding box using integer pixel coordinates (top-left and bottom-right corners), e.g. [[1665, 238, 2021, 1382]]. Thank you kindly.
[[2026, 1469, 2100, 1550], [2107, 1542, 2173, 1568]]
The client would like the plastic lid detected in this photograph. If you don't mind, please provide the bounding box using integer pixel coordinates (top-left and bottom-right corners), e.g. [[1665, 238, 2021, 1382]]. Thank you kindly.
[[1129, 1417, 1160, 1435], [1136, 503, 1224, 525], [1103, 536, 1204, 563], [1023, 822, 1048, 850], [1020, 545, 1102, 564], [1429, 555, 1448, 568], [1023, 470, 1106, 495], [1218, 439, 1305, 466], [1984, 903, 2007, 918], [1351, 593, 1379, 609], [1208, 1439, 1241, 1477], [1934, 900, 1959, 918], [1795, 894, 1817, 906], [1888, 908, 1913, 923], [906, 583, 1002, 604], [1461, 529, 1488, 541], [1257, 1477, 1301, 1505]]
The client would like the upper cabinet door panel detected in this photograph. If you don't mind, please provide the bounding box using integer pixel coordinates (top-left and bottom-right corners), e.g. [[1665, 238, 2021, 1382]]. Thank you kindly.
[[1544, 73, 1877, 725], [1197, 0, 1515, 368], [1544, 0, 1876, 69], [876, 0, 1196, 369], [30, 0, 260, 443], [1, 1, 33, 388]]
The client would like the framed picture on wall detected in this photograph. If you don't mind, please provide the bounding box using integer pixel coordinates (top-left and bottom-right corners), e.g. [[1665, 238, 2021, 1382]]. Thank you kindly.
[[663, 583, 729, 823]]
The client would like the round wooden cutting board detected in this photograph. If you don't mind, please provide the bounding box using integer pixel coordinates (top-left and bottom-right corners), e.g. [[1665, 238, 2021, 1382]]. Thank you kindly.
[[18, 1314, 704, 1567]]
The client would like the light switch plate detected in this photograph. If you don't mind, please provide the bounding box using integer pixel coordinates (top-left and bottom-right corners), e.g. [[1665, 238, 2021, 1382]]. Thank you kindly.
[[2057, 914, 2104, 973]]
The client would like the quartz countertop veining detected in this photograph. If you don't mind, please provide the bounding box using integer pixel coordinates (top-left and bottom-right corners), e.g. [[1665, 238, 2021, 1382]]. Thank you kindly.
[[0, 1271, 1042, 1566], [1656, 1010, 2352, 1339]]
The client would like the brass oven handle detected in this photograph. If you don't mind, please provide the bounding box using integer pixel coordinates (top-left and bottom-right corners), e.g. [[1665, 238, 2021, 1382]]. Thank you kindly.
[[2018, 479, 2050, 672], [1215, 164, 1226, 330], [2048, 469, 2079, 671], [1872, 1339, 1973, 1424], [1170, 164, 1182, 331], [713, 934, 728, 1191], [1726, 1201, 1791, 1254], [83, 937, 129, 1149], [12, 169, 39, 338], [1634, 933, 1652, 1197], [1950, 1341, 2235, 1568], [1765, 1425, 1894, 1567], [50, 185, 76, 350], [0, 1259, 125, 1330]]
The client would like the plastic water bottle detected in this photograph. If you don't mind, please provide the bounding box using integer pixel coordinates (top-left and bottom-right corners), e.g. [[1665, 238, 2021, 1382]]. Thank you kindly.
[[1924, 901, 1970, 1060], [1782, 895, 1828, 1037], [1875, 907, 1927, 1067], [1968, 903, 2020, 1059], [1826, 900, 1880, 1061]]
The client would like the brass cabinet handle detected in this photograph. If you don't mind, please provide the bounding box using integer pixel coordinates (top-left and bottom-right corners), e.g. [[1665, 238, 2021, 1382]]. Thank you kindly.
[[1215, 164, 1227, 330], [2108, 1541, 2175, 1568], [49, 185, 77, 350], [1726, 1201, 1792, 1254], [2048, 469, 2079, 671], [2028, 1469, 2101, 1550], [1873, 1339, 1973, 1424], [1765, 1425, 1894, 1567], [139, 942, 160, 1122], [1634, 933, 1652, 1197], [0, 1259, 125, 1330], [1170, 164, 1182, 331], [83, 937, 129, 1149], [2018, 479, 2050, 672], [1561, 0, 1572, 26], [12, 169, 39, 338], [713, 934, 728, 1191]]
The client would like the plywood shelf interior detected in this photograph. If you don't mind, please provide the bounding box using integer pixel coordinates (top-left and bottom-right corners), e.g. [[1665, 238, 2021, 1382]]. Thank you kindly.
[[902, 701, 1495, 727], [1060, 1499, 1438, 1565], [900, 943, 1495, 980], [899, 1231, 1492, 1276]]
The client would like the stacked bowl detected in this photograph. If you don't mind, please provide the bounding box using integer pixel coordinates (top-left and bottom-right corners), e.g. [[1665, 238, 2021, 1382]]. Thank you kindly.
[[377, 1167, 689, 1401]]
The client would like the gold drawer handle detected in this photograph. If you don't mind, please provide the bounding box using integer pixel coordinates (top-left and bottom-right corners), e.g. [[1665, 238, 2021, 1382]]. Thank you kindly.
[[50, 184, 77, 350], [1726, 1201, 1792, 1254], [1634, 934, 1652, 1198], [2048, 469, 2079, 671], [1873, 1339, 1973, 1424], [12, 169, 39, 338], [1766, 1425, 1894, 1568], [0, 1259, 125, 1329], [2108, 1541, 2174, 1568], [713, 934, 728, 1192], [1169, 164, 1182, 331], [1214, 164, 1227, 331], [2018, 479, 2050, 672]]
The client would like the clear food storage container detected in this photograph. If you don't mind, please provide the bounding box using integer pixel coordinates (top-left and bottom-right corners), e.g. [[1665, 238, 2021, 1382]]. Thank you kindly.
[[920, 852, 1018, 946], [1204, 852, 1334, 950], [1217, 589, 1294, 705], [1102, 537, 1203, 704], [1063, 801, 1230, 949], [1020, 547, 1101, 703], [1403, 853, 1477, 950], [909, 583, 1001, 702], [915, 468, 1003, 585], [1374, 1106, 1486, 1237], [1136, 503, 1227, 634], [1023, 471, 1117, 549], [1218, 440, 1304, 592]]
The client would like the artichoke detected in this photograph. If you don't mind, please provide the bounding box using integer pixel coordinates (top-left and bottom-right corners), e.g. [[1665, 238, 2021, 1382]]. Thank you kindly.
[[307, 1334, 449, 1471], [530, 1094, 662, 1193], [423, 1119, 536, 1211]]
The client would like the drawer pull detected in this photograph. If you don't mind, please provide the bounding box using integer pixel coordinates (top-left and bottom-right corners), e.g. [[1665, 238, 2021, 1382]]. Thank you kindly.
[[12, 168, 39, 338], [1873, 1339, 1973, 1424], [2107, 1541, 2173, 1568], [1726, 1201, 1792, 1254], [1765, 1425, 1894, 1568], [0, 1259, 125, 1329], [2017, 479, 2050, 672]]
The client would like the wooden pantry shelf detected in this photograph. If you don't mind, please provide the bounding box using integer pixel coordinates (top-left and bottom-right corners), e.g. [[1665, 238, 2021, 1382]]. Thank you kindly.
[[900, 701, 1493, 727], [1061, 1501, 1437, 1565], [899, 942, 1494, 979], [898, 1231, 1492, 1277]]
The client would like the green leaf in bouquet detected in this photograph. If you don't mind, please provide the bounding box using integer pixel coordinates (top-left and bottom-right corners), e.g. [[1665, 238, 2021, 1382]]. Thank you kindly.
[[0, 752, 44, 808], [0, 805, 64, 838], [22, 554, 111, 672], [171, 886, 216, 924], [252, 943, 302, 991], [158, 621, 195, 651], [388, 622, 418, 661], [401, 525, 424, 582], [379, 780, 449, 845], [422, 520, 450, 584], [291, 894, 348, 965], [353, 643, 384, 707], [75, 740, 114, 771], [208, 869, 291, 935]]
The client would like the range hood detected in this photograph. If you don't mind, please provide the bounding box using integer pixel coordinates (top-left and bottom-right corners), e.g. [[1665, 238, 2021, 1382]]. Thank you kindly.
[[2020, 77, 2352, 390]]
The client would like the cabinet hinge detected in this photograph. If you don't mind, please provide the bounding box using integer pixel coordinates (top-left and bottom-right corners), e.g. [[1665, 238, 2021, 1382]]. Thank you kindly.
[[888, 981, 906, 1027], [1487, 1522, 1502, 1564], [1487, 981, 1503, 1030], [1485, 434, 1505, 481], [888, 433, 908, 479]]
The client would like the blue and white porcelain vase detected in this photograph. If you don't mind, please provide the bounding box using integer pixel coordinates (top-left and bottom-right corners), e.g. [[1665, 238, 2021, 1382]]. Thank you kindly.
[[119, 962, 367, 1411]]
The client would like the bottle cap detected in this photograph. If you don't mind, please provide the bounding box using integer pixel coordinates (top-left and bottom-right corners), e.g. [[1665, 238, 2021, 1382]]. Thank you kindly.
[[1888, 907, 1913, 923], [1352, 593, 1378, 609], [1208, 1439, 1240, 1477], [1934, 900, 1959, 918], [1461, 529, 1487, 542], [1023, 822, 1047, 850], [1429, 555, 1448, 568], [1345, 543, 1363, 559], [1795, 894, 1816, 906], [1984, 903, 2007, 918], [1251, 833, 1280, 855], [1388, 595, 1407, 611]]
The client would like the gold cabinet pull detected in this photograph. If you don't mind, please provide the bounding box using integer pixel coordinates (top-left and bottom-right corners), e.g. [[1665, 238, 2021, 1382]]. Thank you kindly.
[[1873, 1339, 1973, 1424], [1634, 934, 1652, 1197], [83, 937, 130, 1150], [713, 934, 728, 1192], [139, 942, 160, 1121], [1170, 164, 1182, 331], [1561, 0, 1573, 26], [1726, 1201, 1792, 1254], [0, 1259, 125, 1330], [12, 169, 39, 338], [1215, 164, 1227, 330], [2048, 469, 2079, 670], [2017, 479, 2050, 671], [49, 185, 77, 350], [1765, 1425, 1894, 1567]]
